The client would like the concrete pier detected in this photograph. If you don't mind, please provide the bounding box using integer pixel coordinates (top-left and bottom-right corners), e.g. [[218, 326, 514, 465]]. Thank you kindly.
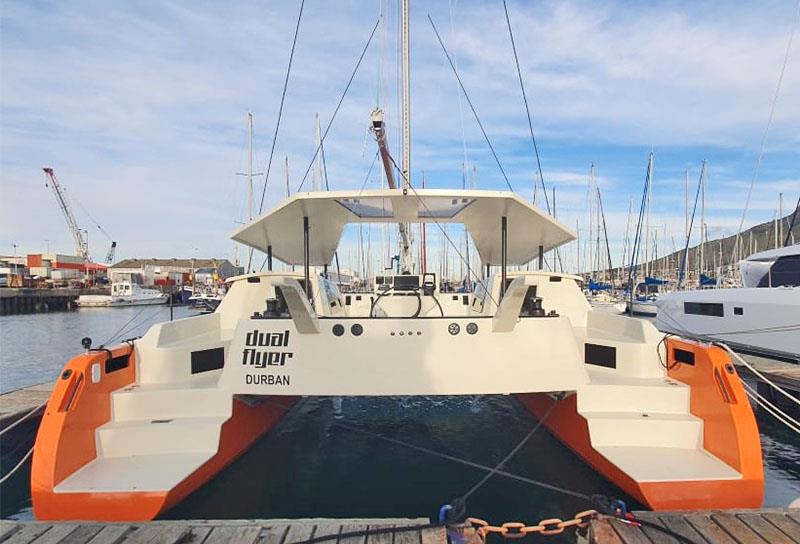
[[0, 288, 109, 316]]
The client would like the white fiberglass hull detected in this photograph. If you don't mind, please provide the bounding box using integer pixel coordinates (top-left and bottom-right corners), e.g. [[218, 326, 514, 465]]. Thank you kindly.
[[77, 295, 168, 307], [656, 286, 800, 361]]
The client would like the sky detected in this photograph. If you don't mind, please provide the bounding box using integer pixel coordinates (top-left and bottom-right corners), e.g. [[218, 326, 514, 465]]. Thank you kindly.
[[1, 0, 798, 277]]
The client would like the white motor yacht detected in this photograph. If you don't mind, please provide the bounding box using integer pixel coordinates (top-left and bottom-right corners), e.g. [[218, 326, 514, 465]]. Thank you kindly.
[[656, 244, 800, 362]]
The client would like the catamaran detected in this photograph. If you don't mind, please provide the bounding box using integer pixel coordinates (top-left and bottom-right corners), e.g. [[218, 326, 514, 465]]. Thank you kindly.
[[30, 1, 764, 522], [31, 189, 764, 520]]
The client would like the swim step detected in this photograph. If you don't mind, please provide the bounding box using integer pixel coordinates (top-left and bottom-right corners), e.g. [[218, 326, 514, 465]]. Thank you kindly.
[[593, 445, 741, 482], [583, 411, 703, 449], [112, 384, 231, 422], [577, 381, 690, 414], [54, 452, 214, 493], [97, 416, 227, 458]]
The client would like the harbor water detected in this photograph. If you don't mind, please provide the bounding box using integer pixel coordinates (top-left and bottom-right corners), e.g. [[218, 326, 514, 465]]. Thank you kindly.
[[1, 308, 798, 526]]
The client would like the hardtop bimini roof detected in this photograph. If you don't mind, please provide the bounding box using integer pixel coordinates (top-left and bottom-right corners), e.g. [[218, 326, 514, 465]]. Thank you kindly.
[[231, 189, 575, 266]]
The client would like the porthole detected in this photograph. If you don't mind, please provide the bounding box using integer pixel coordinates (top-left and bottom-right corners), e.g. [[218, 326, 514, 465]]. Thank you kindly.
[[448, 323, 460, 335], [466, 322, 478, 335], [351, 324, 364, 336], [332, 324, 345, 337]]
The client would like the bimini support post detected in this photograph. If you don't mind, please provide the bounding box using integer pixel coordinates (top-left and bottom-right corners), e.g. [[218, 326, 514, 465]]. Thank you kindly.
[[267, 245, 273, 271], [538, 245, 544, 270], [500, 216, 508, 299], [485, 264, 490, 280], [303, 216, 311, 300]]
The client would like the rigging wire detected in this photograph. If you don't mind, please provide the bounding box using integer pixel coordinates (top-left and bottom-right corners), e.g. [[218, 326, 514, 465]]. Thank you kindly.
[[427, 14, 514, 192], [460, 401, 557, 501], [250, 0, 305, 271], [296, 17, 382, 193], [255, 0, 305, 214], [733, 0, 799, 262], [502, 0, 549, 214]]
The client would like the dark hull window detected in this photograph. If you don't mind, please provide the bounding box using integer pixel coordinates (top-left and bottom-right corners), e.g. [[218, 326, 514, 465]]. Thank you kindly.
[[758, 255, 800, 288], [684, 302, 724, 317]]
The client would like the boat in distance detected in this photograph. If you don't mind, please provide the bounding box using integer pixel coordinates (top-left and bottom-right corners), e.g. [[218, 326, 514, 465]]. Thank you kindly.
[[76, 280, 168, 307], [31, 189, 763, 520]]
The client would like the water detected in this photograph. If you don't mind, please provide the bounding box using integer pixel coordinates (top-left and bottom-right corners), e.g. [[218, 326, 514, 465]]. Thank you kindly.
[[1, 309, 798, 533]]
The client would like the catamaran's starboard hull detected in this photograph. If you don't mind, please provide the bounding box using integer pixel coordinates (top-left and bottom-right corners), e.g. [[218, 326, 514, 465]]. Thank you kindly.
[[517, 338, 763, 510]]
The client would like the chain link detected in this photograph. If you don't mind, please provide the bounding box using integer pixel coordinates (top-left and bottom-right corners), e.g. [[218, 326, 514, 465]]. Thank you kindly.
[[467, 510, 598, 540]]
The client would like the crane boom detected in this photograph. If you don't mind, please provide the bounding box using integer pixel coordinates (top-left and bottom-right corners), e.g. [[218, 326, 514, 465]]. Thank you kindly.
[[43, 167, 90, 261], [371, 109, 414, 273]]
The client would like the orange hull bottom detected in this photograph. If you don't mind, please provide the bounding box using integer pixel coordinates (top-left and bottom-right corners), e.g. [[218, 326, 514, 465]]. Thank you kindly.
[[32, 396, 297, 521], [516, 392, 763, 510]]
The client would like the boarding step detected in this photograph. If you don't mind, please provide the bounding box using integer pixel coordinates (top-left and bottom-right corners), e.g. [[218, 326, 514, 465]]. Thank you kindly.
[[594, 445, 741, 482], [584, 411, 702, 449], [97, 416, 227, 458], [54, 452, 214, 493], [111, 384, 232, 422], [577, 381, 690, 414]]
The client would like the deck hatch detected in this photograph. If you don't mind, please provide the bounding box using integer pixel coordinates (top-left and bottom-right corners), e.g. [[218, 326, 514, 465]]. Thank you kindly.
[[191, 347, 225, 374], [585, 343, 616, 369]]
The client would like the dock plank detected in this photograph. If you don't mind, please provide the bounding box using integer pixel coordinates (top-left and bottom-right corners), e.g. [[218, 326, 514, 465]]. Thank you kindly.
[[590, 519, 626, 544], [657, 514, 707, 544], [202, 525, 261, 544], [284, 523, 315, 544], [0, 521, 21, 541], [634, 514, 680, 544], [683, 514, 737, 544], [365, 524, 393, 544], [260, 524, 289, 544], [419, 527, 445, 544], [338, 523, 369, 544], [761, 512, 800, 542], [607, 518, 653, 544], [57, 526, 105, 544], [709, 513, 767, 544], [393, 525, 421, 544], [3, 524, 52, 544], [737, 513, 795, 544], [119, 524, 192, 544], [313, 522, 342, 544], [28, 524, 78, 544], [83, 525, 132, 544]]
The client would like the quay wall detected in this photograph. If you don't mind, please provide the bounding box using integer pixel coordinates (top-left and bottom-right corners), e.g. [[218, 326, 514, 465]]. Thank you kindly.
[[0, 288, 109, 316]]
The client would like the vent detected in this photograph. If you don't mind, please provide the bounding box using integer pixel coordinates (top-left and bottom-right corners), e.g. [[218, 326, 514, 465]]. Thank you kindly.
[[191, 347, 225, 374]]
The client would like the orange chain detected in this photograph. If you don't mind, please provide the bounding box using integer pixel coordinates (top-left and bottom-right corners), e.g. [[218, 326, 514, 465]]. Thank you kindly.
[[467, 510, 598, 539]]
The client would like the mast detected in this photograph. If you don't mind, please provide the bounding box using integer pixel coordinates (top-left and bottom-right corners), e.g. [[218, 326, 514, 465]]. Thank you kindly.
[[644, 154, 653, 278], [401, 0, 411, 190], [247, 113, 254, 223], [699, 159, 706, 279], [246, 113, 254, 270]]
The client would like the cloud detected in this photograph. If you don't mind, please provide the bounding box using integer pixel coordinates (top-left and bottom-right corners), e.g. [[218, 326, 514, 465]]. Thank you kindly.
[[1, 0, 798, 273]]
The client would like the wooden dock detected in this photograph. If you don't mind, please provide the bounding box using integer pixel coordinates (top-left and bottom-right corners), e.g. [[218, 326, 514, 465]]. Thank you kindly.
[[589, 509, 800, 544], [0, 518, 445, 544]]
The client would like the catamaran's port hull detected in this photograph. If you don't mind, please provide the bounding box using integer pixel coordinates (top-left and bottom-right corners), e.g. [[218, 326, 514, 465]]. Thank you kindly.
[[31, 345, 296, 521]]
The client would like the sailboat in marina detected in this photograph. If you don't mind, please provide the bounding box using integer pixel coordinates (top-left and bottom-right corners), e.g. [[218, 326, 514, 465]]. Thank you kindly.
[[31, 2, 765, 521]]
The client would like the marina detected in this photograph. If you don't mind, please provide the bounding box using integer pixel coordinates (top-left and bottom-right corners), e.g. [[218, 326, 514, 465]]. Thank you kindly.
[[2, 0, 799, 541]]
